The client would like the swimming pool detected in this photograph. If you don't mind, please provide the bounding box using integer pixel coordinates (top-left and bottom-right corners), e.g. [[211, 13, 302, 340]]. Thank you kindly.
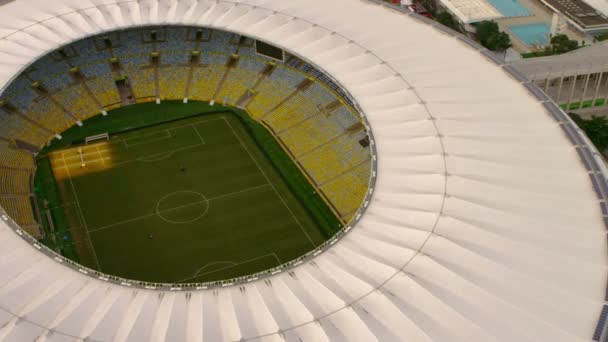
[[486, 0, 531, 17], [509, 23, 551, 46]]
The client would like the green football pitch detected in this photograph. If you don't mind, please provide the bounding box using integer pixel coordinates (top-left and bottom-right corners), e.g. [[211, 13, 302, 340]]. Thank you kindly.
[[38, 108, 334, 283]]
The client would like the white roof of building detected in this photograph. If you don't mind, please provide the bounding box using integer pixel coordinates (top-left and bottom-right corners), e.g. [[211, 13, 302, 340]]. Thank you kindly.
[[510, 41, 608, 79], [0, 0, 606, 341], [437, 0, 502, 23]]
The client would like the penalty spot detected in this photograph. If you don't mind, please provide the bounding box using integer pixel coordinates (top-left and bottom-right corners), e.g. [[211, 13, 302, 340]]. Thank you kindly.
[[78, 147, 86, 168]]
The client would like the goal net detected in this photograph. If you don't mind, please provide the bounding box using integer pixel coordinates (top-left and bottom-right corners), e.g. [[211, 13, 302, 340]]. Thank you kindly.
[[85, 133, 109, 144]]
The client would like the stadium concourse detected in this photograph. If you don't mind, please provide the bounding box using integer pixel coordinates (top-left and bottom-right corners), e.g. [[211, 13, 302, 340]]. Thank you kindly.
[[0, 0, 606, 341]]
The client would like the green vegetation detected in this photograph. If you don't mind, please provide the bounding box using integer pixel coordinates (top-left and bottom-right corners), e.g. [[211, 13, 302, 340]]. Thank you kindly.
[[34, 158, 78, 261], [475, 21, 511, 52], [229, 108, 341, 238], [35, 101, 342, 283], [521, 51, 549, 58], [420, 0, 438, 12], [549, 34, 578, 54], [397, 0, 461, 33], [522, 34, 579, 58], [569, 113, 608, 151], [596, 33, 608, 42], [436, 12, 462, 33], [561, 98, 606, 111]]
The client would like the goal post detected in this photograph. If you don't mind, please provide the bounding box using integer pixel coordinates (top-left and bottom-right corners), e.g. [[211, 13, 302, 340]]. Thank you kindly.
[[85, 133, 109, 144]]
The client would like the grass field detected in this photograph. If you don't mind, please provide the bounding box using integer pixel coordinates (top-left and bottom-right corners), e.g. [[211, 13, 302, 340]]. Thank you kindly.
[[36, 105, 337, 283], [560, 98, 606, 111]]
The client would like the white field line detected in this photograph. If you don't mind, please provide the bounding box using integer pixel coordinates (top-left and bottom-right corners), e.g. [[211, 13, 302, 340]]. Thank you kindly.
[[205, 183, 270, 202], [192, 261, 238, 276], [95, 145, 106, 167], [193, 126, 205, 144], [114, 116, 222, 148], [271, 252, 282, 265], [177, 253, 280, 283], [52, 116, 224, 165], [57, 137, 202, 169], [88, 183, 271, 233], [132, 142, 200, 162], [124, 129, 172, 148], [135, 151, 175, 162], [61, 154, 101, 270], [222, 117, 317, 248]]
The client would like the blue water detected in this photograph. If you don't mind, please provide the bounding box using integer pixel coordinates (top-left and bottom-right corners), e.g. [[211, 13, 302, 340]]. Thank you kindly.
[[509, 23, 551, 46], [486, 0, 531, 17]]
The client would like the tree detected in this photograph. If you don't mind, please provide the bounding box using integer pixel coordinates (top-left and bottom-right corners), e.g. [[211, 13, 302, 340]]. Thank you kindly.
[[420, 0, 438, 13], [476, 21, 499, 46], [550, 34, 578, 54], [435, 12, 461, 33], [487, 31, 511, 51], [570, 113, 608, 151], [475, 21, 511, 51]]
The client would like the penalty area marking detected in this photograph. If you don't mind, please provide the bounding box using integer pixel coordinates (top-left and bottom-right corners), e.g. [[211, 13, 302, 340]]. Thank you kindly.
[[177, 252, 283, 283], [54, 117, 222, 168], [136, 151, 175, 162], [123, 129, 172, 148], [192, 261, 238, 275], [38, 116, 225, 161]]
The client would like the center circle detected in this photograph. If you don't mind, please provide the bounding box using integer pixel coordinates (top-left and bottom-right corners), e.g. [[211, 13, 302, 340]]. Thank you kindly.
[[155, 191, 210, 224]]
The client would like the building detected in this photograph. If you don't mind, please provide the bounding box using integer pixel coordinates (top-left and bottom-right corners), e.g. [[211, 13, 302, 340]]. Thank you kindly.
[[538, 0, 608, 34], [510, 42, 608, 107]]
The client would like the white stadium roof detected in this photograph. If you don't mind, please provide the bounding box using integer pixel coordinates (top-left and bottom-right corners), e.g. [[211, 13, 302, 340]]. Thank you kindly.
[[0, 0, 607, 341]]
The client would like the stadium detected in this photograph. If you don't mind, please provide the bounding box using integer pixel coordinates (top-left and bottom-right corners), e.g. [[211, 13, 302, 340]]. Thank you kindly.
[[0, 0, 606, 341], [10, 24, 374, 284]]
